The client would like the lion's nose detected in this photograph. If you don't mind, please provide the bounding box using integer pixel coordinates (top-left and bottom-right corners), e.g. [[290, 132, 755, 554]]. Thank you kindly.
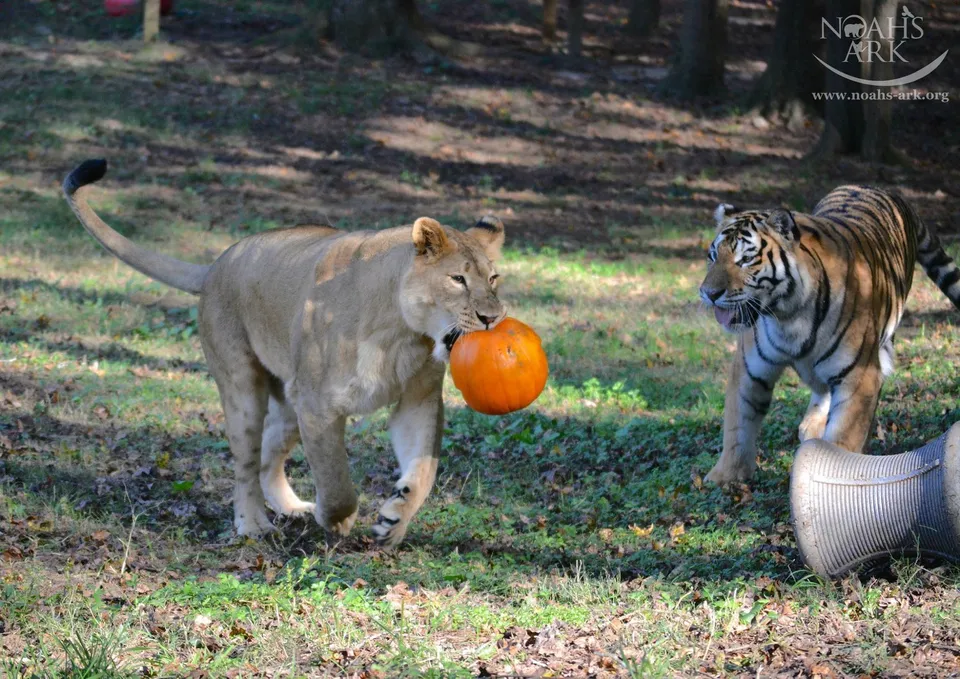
[[700, 286, 724, 303], [477, 312, 496, 328]]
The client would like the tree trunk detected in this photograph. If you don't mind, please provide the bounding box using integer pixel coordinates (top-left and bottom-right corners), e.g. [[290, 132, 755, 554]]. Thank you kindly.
[[626, 0, 660, 39], [816, 0, 862, 155], [814, 0, 901, 162], [568, 0, 584, 58], [661, 0, 729, 99], [543, 0, 558, 42], [747, 0, 825, 129], [327, 0, 482, 58], [328, 0, 413, 55], [860, 0, 896, 162]]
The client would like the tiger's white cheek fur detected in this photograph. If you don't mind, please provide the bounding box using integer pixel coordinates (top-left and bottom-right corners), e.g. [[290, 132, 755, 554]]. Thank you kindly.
[[879, 342, 895, 377]]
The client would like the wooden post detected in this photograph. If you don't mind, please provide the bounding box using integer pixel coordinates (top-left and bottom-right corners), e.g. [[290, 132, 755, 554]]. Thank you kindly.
[[543, 0, 558, 42], [144, 0, 160, 42]]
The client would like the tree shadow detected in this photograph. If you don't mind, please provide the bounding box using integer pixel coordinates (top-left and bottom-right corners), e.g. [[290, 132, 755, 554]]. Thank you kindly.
[[0, 364, 800, 593], [900, 307, 960, 331], [5, 10, 955, 261], [0, 276, 205, 373], [4, 350, 949, 593]]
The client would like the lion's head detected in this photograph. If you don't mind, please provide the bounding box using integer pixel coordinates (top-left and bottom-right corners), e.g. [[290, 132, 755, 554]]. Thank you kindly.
[[399, 215, 507, 361]]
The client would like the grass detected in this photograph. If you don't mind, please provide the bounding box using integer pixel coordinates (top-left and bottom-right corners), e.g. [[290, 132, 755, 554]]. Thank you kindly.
[[3, 1, 960, 676], [5, 225, 960, 676]]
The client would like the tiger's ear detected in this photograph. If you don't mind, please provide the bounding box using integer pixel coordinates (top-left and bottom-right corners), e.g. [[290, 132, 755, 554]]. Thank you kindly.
[[466, 215, 505, 261], [713, 203, 739, 228], [412, 217, 451, 259], [767, 208, 799, 242]]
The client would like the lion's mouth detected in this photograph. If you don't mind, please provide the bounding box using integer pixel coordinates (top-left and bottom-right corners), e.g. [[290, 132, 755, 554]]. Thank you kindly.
[[442, 329, 463, 353], [714, 305, 760, 331]]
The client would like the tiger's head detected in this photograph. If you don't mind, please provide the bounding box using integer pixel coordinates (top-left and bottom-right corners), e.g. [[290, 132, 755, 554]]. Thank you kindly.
[[699, 203, 801, 333]]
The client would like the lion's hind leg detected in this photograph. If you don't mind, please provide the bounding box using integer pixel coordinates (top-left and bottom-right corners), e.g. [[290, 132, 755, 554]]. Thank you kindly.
[[212, 364, 275, 537], [260, 395, 315, 517]]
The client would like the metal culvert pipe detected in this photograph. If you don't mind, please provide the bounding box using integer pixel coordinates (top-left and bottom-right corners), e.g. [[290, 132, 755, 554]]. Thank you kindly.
[[790, 422, 960, 578]]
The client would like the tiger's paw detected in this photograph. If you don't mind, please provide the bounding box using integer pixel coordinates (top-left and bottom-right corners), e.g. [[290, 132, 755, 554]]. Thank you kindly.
[[798, 415, 828, 443]]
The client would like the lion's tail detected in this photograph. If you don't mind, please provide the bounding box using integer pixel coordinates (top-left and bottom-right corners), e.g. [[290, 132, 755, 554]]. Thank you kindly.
[[62, 159, 209, 295]]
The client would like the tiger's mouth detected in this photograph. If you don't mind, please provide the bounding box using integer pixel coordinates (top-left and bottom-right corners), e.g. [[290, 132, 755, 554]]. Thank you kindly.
[[713, 304, 760, 332]]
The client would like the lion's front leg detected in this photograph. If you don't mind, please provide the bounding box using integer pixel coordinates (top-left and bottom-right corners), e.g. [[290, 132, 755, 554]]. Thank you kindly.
[[297, 406, 359, 538], [372, 376, 444, 548], [706, 335, 784, 485]]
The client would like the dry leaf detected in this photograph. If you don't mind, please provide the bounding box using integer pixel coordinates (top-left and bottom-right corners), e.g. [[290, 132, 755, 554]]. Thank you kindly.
[[629, 523, 654, 538]]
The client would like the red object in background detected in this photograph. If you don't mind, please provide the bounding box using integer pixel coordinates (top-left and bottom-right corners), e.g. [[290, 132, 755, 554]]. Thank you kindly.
[[104, 0, 174, 17], [104, 0, 137, 16]]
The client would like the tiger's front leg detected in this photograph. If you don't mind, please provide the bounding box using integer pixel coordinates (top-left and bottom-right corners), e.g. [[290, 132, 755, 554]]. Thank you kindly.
[[371, 368, 445, 548], [798, 389, 831, 442], [823, 365, 882, 453], [706, 335, 784, 485]]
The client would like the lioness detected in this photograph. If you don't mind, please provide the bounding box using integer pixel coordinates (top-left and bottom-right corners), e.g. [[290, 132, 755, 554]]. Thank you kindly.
[[63, 159, 506, 547]]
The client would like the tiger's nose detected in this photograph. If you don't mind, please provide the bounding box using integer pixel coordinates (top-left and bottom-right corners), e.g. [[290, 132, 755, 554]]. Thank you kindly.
[[700, 286, 724, 303], [477, 312, 496, 328]]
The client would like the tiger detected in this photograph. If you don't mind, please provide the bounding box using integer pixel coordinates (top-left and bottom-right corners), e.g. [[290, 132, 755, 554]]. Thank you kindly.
[[698, 185, 960, 484]]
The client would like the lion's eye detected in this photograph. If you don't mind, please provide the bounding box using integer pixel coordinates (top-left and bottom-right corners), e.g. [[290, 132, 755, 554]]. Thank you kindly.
[[451, 275, 467, 285], [489, 274, 499, 285]]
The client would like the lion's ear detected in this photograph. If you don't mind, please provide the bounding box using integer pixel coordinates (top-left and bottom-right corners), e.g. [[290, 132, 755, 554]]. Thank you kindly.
[[412, 217, 451, 258], [466, 215, 505, 261]]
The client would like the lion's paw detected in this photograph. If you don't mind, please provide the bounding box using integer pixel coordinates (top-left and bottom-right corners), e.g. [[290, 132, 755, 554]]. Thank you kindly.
[[317, 504, 358, 538], [371, 514, 408, 548], [235, 509, 276, 537], [372, 485, 411, 548], [704, 463, 754, 486], [275, 499, 316, 517]]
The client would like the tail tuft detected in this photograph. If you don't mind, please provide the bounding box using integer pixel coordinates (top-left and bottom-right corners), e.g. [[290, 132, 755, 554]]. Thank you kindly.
[[63, 159, 108, 195]]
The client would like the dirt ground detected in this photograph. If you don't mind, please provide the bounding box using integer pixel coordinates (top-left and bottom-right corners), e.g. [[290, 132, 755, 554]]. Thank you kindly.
[[2, 0, 960, 677], [2, 0, 959, 249]]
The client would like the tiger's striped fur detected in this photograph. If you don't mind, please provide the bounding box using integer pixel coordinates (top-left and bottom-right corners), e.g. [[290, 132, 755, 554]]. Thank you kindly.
[[699, 185, 960, 484]]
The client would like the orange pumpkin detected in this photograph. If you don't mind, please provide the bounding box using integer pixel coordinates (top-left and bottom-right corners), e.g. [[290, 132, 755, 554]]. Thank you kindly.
[[449, 317, 549, 415]]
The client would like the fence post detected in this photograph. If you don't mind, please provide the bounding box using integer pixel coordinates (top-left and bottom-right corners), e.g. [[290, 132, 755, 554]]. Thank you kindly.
[[144, 0, 160, 42]]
